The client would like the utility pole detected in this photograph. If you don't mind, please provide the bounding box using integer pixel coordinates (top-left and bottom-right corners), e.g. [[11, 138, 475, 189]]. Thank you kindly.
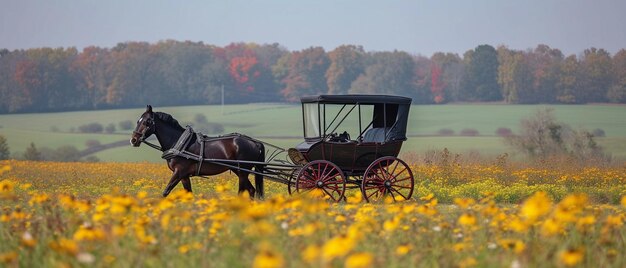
[[221, 84, 224, 116]]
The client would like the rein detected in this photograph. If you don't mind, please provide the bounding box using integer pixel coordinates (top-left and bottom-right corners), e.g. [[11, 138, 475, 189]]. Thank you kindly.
[[134, 129, 163, 151]]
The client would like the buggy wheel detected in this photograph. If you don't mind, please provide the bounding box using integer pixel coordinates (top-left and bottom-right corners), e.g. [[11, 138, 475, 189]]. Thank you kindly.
[[361, 156, 414, 202], [295, 160, 346, 202], [287, 168, 300, 195]]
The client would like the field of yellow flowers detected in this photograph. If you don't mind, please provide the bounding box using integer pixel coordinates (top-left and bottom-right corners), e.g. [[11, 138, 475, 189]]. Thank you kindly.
[[1, 159, 626, 267]]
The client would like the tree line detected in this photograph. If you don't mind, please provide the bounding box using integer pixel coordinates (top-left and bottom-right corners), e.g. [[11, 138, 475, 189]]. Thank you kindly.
[[0, 41, 624, 113]]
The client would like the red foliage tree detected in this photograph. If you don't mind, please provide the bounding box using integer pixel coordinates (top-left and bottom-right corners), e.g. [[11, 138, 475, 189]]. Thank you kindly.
[[430, 62, 445, 103]]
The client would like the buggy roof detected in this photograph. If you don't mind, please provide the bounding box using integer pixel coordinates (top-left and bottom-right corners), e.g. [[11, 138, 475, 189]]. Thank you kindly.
[[300, 95, 412, 105]]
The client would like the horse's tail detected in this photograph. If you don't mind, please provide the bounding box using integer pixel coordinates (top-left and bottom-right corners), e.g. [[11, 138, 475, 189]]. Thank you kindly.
[[254, 142, 265, 199]]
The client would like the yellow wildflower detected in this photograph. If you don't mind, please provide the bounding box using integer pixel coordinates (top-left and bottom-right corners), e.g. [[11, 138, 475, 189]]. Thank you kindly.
[[541, 218, 563, 236], [454, 198, 476, 209], [73, 225, 106, 241], [0, 251, 18, 264], [458, 257, 477, 268], [520, 191, 552, 223], [29, 193, 50, 205], [302, 245, 320, 265], [498, 239, 525, 254], [322, 234, 355, 261], [604, 214, 624, 228], [0, 179, 15, 197], [345, 252, 373, 268], [621, 196, 626, 207], [575, 215, 595, 232], [49, 238, 79, 255], [253, 249, 284, 268], [458, 213, 477, 227], [558, 248, 584, 267], [395, 244, 411, 256]]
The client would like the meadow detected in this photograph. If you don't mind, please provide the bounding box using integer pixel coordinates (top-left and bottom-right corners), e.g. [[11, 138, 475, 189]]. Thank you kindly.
[[1, 159, 626, 267], [1, 104, 626, 162]]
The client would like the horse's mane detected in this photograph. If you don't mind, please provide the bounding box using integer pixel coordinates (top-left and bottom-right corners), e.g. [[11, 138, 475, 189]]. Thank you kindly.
[[154, 112, 184, 130]]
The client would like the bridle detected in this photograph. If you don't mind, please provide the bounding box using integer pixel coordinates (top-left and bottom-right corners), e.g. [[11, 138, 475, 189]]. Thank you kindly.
[[133, 115, 163, 151]]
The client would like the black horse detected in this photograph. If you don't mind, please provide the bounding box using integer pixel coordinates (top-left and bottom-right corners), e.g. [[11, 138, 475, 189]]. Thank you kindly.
[[130, 105, 265, 198]]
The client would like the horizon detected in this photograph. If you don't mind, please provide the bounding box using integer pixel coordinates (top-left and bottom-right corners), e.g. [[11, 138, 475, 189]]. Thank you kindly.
[[2, 0, 626, 56]]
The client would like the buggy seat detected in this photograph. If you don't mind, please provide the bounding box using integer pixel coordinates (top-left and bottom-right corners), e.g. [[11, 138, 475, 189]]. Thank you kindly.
[[362, 127, 390, 143]]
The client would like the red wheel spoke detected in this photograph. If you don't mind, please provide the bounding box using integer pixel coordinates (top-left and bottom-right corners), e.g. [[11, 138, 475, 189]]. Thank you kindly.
[[367, 189, 382, 200], [324, 183, 341, 191], [322, 188, 340, 202], [389, 167, 408, 181], [389, 190, 396, 200], [372, 170, 386, 182], [392, 185, 413, 190], [390, 188, 409, 200], [322, 171, 340, 183], [389, 160, 400, 177], [318, 163, 330, 181], [393, 176, 412, 183]]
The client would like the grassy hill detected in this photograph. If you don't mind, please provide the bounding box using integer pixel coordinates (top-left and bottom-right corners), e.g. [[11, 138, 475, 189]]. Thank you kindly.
[[1, 103, 625, 162]]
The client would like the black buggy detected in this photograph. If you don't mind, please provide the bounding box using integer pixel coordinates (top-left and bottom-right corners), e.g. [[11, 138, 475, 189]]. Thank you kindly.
[[285, 94, 415, 202]]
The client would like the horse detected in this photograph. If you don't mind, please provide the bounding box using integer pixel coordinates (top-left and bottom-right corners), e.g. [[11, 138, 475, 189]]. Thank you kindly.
[[130, 105, 265, 199]]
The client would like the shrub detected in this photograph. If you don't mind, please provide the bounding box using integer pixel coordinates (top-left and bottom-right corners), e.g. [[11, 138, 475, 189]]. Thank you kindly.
[[197, 123, 225, 134], [84, 155, 100, 162], [119, 120, 133, 131], [592, 128, 605, 137], [85, 140, 101, 148], [437, 128, 455, 136], [52, 146, 81, 162], [78, 123, 104, 133], [495, 127, 513, 137], [460, 128, 479, 136], [194, 114, 209, 125], [505, 108, 607, 162], [105, 123, 116, 134]]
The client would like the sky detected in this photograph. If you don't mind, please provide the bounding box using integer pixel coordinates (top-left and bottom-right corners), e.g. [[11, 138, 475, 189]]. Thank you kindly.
[[1, 0, 625, 56]]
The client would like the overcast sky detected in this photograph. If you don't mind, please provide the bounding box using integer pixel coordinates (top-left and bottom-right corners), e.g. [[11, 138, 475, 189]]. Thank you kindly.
[[1, 0, 625, 56]]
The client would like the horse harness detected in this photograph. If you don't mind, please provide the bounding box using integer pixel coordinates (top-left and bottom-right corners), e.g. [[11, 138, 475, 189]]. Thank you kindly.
[[159, 126, 255, 177]]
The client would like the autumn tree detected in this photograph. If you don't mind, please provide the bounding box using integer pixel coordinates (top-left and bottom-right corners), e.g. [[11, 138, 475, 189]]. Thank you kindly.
[[460, 45, 501, 101], [526, 45, 563, 103], [431, 52, 464, 102], [326, 45, 365, 95], [607, 49, 626, 103], [106, 42, 152, 106], [497, 46, 533, 103], [72, 46, 111, 108], [556, 55, 582, 103], [579, 48, 613, 103], [350, 51, 417, 98], [281, 47, 330, 102]]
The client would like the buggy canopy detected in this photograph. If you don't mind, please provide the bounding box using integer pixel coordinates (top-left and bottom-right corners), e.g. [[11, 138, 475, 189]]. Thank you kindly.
[[300, 94, 412, 143]]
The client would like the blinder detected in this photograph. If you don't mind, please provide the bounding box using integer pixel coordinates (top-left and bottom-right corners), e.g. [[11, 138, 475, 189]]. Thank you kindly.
[[135, 116, 155, 142]]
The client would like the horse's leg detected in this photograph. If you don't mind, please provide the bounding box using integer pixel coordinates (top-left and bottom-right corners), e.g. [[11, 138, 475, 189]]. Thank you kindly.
[[163, 169, 183, 197], [181, 177, 192, 193], [235, 169, 255, 198]]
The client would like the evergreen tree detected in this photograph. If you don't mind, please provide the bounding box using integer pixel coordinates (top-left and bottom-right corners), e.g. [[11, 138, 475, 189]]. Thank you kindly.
[[0, 135, 9, 160], [23, 142, 42, 161]]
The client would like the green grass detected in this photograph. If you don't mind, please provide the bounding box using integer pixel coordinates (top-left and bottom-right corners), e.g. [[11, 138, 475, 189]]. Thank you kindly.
[[1, 104, 625, 161]]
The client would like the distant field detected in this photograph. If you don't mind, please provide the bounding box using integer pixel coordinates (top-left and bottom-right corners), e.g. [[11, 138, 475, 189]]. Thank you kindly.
[[1, 104, 625, 161]]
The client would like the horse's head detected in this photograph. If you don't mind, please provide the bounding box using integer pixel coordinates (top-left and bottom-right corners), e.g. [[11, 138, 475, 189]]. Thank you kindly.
[[130, 105, 156, 147]]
